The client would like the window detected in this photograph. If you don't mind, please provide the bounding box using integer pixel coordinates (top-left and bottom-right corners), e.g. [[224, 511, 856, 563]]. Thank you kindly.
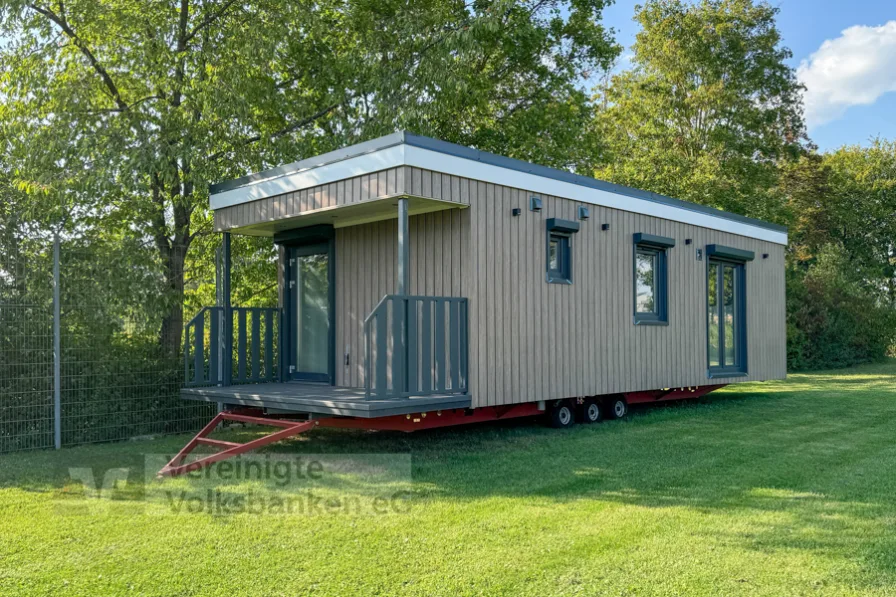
[[545, 218, 579, 284], [547, 233, 571, 282], [706, 244, 753, 377], [633, 233, 674, 324]]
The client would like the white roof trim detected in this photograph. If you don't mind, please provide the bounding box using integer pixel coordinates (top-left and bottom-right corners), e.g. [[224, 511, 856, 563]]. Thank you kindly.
[[210, 145, 406, 210], [404, 146, 787, 245], [210, 143, 787, 245]]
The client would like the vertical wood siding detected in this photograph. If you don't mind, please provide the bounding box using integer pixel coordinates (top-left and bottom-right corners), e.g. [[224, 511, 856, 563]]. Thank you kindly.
[[395, 169, 785, 406], [334, 207, 469, 387], [285, 165, 785, 403]]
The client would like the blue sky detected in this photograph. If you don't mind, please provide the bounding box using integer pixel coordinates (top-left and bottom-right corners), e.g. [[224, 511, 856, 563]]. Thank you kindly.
[[600, 0, 896, 152]]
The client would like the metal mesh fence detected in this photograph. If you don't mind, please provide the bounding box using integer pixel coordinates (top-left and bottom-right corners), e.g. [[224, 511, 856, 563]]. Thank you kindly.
[[0, 236, 207, 452], [0, 224, 279, 454], [58, 242, 216, 447], [0, 232, 55, 452]]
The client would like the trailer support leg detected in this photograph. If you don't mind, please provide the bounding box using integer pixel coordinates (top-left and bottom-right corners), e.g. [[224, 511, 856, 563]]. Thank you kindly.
[[157, 411, 315, 478]]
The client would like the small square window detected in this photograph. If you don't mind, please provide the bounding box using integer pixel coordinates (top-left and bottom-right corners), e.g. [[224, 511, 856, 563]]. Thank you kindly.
[[547, 232, 572, 284]]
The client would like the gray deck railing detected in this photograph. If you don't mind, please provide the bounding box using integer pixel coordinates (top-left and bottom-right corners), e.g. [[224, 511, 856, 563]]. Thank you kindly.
[[184, 306, 282, 387], [364, 295, 469, 399]]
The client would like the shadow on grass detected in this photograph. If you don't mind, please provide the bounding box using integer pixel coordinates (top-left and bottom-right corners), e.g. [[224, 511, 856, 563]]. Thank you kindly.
[[2, 360, 895, 587]]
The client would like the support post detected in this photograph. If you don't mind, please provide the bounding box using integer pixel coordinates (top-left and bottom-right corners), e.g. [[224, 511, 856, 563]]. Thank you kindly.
[[397, 198, 409, 295], [397, 198, 410, 395], [52, 233, 61, 450], [221, 232, 232, 391]]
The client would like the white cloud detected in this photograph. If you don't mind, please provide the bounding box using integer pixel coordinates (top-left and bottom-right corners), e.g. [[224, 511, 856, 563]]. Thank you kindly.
[[797, 21, 896, 130]]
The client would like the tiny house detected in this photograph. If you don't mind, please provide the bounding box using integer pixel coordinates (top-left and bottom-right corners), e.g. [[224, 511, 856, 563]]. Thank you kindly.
[[164, 132, 786, 475]]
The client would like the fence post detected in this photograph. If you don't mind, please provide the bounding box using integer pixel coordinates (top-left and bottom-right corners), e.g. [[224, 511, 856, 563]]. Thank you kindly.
[[52, 234, 61, 450]]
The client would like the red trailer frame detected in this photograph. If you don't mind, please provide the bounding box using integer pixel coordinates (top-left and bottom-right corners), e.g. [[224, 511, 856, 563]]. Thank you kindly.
[[158, 385, 726, 478]]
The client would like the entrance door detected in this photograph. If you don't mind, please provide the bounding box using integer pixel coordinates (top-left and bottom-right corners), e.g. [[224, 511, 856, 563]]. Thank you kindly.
[[289, 244, 331, 382]]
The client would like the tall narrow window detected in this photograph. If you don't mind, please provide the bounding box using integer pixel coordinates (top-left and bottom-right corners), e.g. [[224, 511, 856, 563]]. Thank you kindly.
[[708, 262, 720, 367], [633, 233, 674, 324], [706, 244, 753, 377], [546, 218, 579, 284]]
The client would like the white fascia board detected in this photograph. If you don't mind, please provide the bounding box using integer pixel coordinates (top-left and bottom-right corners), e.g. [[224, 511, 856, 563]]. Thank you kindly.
[[210, 145, 406, 210], [210, 142, 787, 245], [403, 146, 788, 246]]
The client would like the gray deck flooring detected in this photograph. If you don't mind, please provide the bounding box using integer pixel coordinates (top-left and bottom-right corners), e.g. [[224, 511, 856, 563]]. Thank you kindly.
[[181, 382, 471, 418]]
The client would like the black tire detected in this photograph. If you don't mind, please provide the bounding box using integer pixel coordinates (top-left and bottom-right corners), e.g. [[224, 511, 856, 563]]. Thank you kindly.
[[548, 402, 576, 428], [604, 396, 628, 420], [579, 399, 602, 424]]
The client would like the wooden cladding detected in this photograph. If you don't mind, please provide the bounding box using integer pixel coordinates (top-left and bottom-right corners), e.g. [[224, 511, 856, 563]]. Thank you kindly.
[[298, 166, 785, 407], [464, 189, 785, 408], [334, 208, 468, 388]]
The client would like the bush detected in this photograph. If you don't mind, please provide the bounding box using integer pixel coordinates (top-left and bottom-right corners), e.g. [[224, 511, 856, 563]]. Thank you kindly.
[[787, 244, 896, 370]]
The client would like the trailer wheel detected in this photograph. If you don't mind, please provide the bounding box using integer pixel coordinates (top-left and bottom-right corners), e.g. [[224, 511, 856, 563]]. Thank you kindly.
[[604, 396, 628, 420], [548, 402, 575, 428], [580, 399, 602, 424]]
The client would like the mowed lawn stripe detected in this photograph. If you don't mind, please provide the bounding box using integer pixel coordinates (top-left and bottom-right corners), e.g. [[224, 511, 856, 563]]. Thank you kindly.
[[0, 361, 894, 596]]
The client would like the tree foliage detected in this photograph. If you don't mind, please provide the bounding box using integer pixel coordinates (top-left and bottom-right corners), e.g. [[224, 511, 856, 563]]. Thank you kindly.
[[786, 244, 896, 370], [0, 0, 619, 354], [593, 0, 806, 221], [781, 141, 896, 369]]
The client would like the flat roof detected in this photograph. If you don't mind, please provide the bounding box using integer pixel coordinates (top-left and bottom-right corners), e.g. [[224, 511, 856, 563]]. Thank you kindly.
[[210, 131, 787, 244]]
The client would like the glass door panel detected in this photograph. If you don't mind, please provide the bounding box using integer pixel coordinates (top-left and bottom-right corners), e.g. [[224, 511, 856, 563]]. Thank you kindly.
[[708, 262, 720, 367], [290, 246, 330, 381], [708, 259, 744, 374], [722, 265, 737, 366]]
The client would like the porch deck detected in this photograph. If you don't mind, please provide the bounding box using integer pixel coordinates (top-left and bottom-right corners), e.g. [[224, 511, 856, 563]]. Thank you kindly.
[[180, 382, 472, 418]]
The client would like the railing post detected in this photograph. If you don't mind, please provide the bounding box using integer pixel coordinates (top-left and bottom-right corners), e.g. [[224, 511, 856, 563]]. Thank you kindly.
[[194, 314, 204, 384]]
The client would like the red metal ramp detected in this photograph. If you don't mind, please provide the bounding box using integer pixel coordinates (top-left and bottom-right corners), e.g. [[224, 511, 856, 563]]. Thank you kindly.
[[157, 411, 315, 478]]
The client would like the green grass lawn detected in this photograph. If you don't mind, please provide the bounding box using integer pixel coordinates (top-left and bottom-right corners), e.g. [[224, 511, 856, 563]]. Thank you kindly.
[[2, 362, 896, 596]]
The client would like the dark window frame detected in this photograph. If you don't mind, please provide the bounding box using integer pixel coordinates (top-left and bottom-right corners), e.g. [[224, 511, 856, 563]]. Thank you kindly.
[[546, 232, 572, 284], [632, 233, 674, 326], [545, 218, 579, 285], [705, 245, 751, 378]]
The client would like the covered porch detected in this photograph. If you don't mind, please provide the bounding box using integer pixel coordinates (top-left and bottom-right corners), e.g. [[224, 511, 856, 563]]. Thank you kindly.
[[181, 190, 471, 417]]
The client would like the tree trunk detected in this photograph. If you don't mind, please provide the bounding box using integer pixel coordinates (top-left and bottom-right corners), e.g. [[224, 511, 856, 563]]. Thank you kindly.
[[159, 239, 188, 357]]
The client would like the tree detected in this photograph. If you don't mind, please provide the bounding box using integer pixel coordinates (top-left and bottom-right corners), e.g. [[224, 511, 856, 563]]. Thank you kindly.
[[778, 141, 896, 369], [593, 0, 806, 221], [0, 0, 619, 355], [823, 140, 896, 303], [785, 141, 896, 298]]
